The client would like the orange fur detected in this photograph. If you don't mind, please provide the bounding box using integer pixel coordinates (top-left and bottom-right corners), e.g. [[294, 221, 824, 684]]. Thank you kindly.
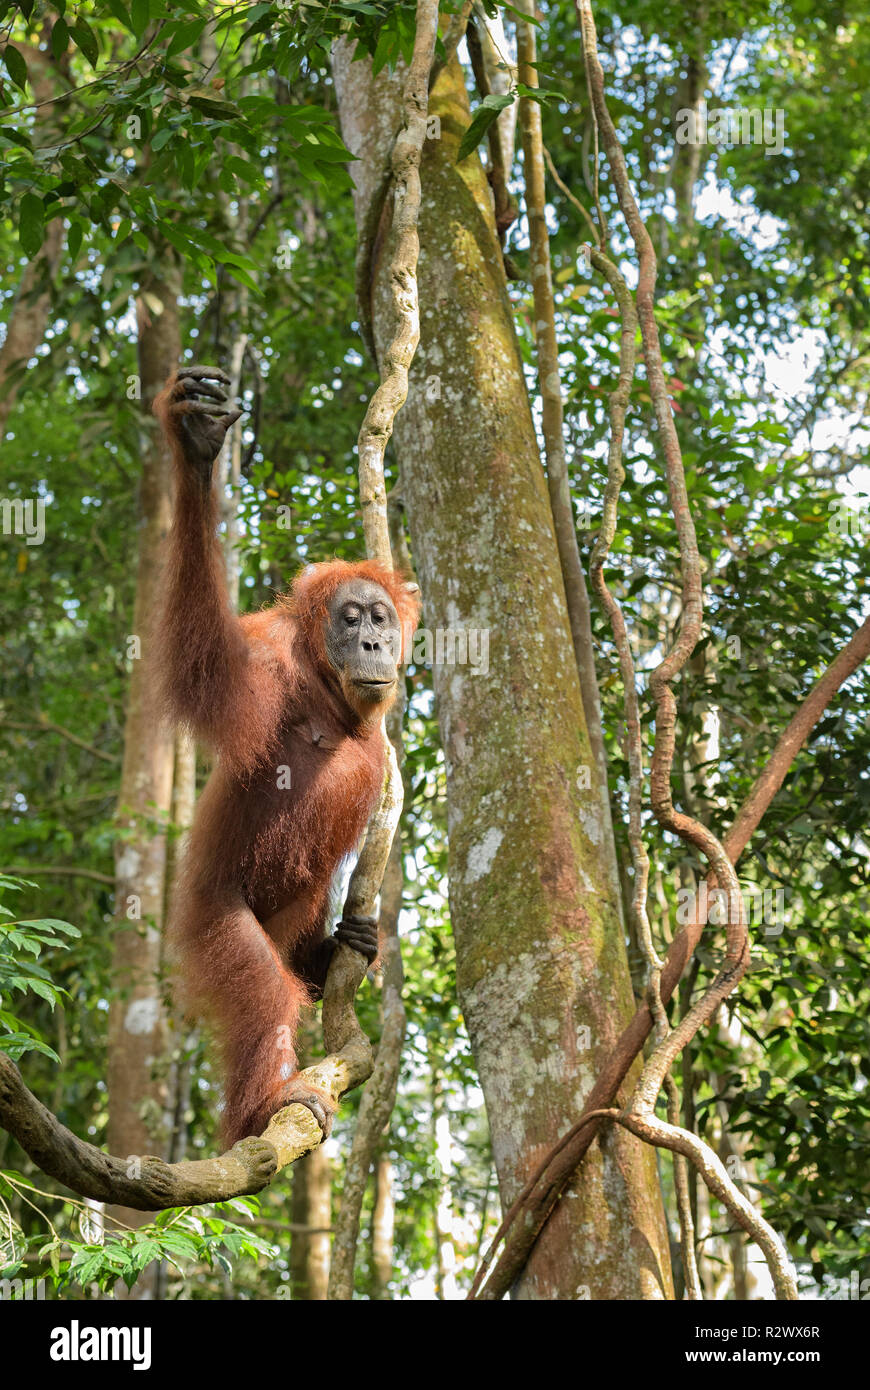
[[152, 373, 421, 1144]]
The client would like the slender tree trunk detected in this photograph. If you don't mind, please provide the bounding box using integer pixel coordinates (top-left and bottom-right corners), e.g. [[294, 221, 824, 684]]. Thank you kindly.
[[290, 1146, 333, 1301], [370, 1152, 395, 1299], [106, 268, 180, 1287], [153, 727, 196, 1299], [163, 728, 196, 1167], [432, 1071, 459, 1300], [0, 221, 63, 437], [0, 41, 66, 437], [290, 1019, 332, 1300], [334, 48, 673, 1300]]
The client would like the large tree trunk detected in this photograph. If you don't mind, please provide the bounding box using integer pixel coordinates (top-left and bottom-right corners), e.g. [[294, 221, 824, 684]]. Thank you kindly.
[[106, 268, 180, 1284], [333, 49, 673, 1299]]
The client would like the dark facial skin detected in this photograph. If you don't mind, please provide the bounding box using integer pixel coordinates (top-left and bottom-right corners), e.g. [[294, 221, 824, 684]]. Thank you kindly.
[[324, 580, 402, 716]]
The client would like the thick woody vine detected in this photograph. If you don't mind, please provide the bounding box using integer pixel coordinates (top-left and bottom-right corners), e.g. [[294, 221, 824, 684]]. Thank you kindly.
[[467, 0, 870, 1301], [327, 0, 438, 1301]]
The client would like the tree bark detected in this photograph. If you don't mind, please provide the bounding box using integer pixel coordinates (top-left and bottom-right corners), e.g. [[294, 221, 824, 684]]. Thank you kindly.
[[515, 0, 623, 919], [106, 268, 180, 1282], [334, 47, 673, 1300], [0, 42, 66, 438], [370, 1152, 395, 1298], [290, 1149, 332, 1300]]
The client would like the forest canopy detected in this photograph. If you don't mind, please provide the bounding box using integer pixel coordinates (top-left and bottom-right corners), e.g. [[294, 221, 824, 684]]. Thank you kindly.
[[0, 0, 868, 1317]]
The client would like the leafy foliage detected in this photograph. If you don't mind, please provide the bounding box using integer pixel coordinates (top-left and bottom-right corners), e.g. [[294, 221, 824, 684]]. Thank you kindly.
[[0, 0, 867, 1299], [0, 876, 79, 1061]]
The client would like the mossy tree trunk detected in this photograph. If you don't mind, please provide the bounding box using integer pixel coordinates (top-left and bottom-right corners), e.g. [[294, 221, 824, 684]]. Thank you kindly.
[[334, 48, 673, 1299]]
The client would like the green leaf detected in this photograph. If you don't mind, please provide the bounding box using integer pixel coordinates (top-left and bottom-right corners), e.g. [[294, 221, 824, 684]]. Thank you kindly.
[[25, 978, 59, 1007], [132, 1237, 163, 1266], [166, 18, 207, 58], [19, 191, 44, 257], [130, 0, 150, 39], [2, 45, 28, 92], [224, 154, 261, 186], [514, 82, 567, 104], [155, 221, 210, 271], [105, 0, 133, 30], [223, 262, 260, 294], [51, 19, 70, 62], [70, 21, 100, 68], [237, 5, 275, 45], [0, 125, 32, 149], [457, 92, 515, 163], [368, 26, 388, 72], [185, 89, 241, 120], [70, 1249, 108, 1285], [67, 218, 83, 259], [14, 918, 80, 936]]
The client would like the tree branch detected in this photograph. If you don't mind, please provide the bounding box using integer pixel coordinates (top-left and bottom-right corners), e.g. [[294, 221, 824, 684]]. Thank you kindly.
[[0, 866, 115, 886], [724, 613, 870, 863], [0, 943, 373, 1210], [428, 0, 474, 92], [2, 716, 118, 764]]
